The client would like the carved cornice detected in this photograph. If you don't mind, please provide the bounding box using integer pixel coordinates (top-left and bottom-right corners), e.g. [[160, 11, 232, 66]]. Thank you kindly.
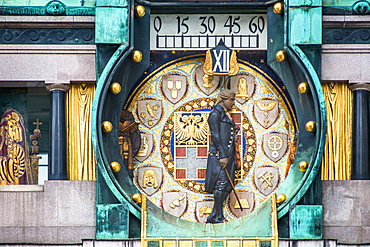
[[0, 28, 94, 44], [0, 6, 94, 16], [46, 83, 71, 92], [323, 28, 370, 44], [0, 16, 95, 29]]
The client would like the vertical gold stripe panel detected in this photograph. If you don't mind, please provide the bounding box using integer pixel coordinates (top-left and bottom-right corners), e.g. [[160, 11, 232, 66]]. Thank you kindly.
[[321, 83, 352, 180], [66, 84, 96, 180]]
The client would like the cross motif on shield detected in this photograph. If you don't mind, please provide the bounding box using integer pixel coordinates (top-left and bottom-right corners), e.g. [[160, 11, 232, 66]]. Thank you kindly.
[[262, 132, 288, 162]]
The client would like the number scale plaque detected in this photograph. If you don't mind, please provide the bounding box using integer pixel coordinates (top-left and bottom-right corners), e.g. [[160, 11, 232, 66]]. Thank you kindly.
[[150, 14, 267, 50]]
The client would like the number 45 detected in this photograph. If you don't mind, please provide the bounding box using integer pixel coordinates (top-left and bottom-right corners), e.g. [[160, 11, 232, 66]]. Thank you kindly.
[[224, 16, 241, 34]]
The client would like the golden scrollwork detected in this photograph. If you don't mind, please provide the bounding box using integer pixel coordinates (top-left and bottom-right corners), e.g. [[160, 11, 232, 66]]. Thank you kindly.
[[322, 82, 352, 180]]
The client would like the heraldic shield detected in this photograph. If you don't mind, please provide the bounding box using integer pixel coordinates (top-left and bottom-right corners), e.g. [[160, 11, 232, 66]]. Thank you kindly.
[[162, 192, 187, 217], [137, 99, 162, 128], [253, 99, 279, 128], [262, 132, 288, 162], [195, 66, 219, 95], [254, 166, 279, 196], [135, 133, 153, 162], [229, 191, 255, 218], [162, 74, 187, 104], [195, 201, 214, 223], [137, 166, 162, 196], [229, 74, 256, 104]]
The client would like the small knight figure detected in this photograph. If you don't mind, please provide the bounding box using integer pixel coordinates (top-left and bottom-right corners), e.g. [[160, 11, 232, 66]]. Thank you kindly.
[[205, 89, 237, 223]]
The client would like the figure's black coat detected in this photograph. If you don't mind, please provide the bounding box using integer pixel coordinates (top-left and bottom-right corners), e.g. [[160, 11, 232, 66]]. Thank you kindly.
[[205, 104, 236, 193]]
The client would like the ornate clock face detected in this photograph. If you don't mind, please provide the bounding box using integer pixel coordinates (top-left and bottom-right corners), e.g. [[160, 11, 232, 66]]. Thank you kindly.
[[126, 53, 296, 223]]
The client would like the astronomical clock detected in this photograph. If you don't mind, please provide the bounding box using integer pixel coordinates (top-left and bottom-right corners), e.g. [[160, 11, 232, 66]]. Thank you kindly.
[[93, 1, 325, 242], [125, 49, 296, 223]]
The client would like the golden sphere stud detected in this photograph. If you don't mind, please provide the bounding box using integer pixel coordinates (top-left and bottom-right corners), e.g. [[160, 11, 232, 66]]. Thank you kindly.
[[305, 121, 316, 132], [276, 194, 287, 204], [132, 193, 142, 204], [102, 121, 113, 133], [298, 161, 309, 172], [110, 82, 121, 94], [110, 161, 121, 173], [298, 82, 309, 94], [273, 2, 284, 14], [275, 50, 287, 62], [135, 5, 146, 17], [132, 50, 143, 63]]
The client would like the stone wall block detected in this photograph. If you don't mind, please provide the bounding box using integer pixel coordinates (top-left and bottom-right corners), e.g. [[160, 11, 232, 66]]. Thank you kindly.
[[18, 226, 58, 243], [0, 181, 96, 243], [0, 227, 20, 242], [57, 226, 96, 243], [55, 181, 95, 226], [0, 192, 24, 226], [322, 181, 361, 227], [22, 191, 45, 226], [43, 180, 59, 226]]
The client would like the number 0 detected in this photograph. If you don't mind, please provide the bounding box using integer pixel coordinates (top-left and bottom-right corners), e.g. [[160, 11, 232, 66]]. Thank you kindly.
[[153, 16, 162, 33]]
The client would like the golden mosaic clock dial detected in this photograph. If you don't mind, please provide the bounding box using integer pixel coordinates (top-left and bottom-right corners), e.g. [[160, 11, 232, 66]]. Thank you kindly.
[[126, 55, 296, 223]]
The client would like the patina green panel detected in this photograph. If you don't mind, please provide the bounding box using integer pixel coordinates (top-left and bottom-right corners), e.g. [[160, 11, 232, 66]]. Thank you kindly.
[[95, 7, 129, 44], [290, 0, 322, 6], [323, 0, 356, 6], [289, 7, 322, 45], [96, 0, 128, 7], [145, 199, 273, 238], [289, 205, 322, 239], [96, 204, 130, 239]]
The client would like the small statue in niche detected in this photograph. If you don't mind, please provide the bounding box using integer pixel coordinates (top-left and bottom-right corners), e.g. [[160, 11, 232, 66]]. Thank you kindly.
[[119, 110, 141, 178]]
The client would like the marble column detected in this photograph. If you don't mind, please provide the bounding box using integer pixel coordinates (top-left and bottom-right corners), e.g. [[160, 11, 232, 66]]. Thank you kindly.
[[349, 82, 370, 180], [46, 82, 70, 180]]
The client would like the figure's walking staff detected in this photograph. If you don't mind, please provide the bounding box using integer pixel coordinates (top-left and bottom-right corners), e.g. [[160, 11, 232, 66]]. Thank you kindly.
[[224, 126, 243, 211], [224, 167, 243, 211]]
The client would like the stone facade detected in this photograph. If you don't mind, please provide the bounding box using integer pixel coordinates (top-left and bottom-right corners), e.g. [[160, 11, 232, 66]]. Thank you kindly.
[[0, 181, 95, 243]]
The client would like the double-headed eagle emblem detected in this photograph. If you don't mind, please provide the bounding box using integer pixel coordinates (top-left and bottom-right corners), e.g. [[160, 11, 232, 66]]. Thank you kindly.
[[174, 113, 209, 146]]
